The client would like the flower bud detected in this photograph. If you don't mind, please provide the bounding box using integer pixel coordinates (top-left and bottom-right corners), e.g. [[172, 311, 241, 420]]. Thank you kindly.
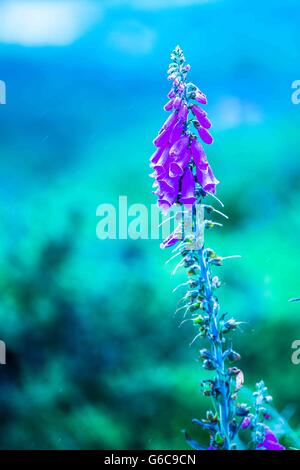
[[236, 403, 250, 417], [223, 319, 238, 332], [199, 349, 212, 360], [193, 315, 204, 325], [203, 359, 215, 370], [211, 276, 221, 288]]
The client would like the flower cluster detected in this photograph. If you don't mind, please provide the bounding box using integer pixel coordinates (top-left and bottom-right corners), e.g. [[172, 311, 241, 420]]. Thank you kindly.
[[150, 45, 218, 211], [149, 46, 285, 451], [242, 381, 285, 450]]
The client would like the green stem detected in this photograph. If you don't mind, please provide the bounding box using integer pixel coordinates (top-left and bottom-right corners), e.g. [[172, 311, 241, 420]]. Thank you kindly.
[[194, 201, 230, 450]]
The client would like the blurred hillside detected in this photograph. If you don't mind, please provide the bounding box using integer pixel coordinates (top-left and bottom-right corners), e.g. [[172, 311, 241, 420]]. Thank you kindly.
[[0, 0, 300, 449]]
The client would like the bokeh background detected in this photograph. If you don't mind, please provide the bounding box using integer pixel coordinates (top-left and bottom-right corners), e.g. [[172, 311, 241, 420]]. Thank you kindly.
[[0, 0, 300, 450]]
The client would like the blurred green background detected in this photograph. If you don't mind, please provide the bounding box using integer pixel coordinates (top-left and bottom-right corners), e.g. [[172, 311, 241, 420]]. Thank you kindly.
[[0, 0, 300, 450]]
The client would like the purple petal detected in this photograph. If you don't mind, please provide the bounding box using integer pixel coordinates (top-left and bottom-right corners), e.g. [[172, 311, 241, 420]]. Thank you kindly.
[[170, 134, 190, 158], [196, 114, 211, 129], [169, 149, 191, 177], [197, 126, 214, 145], [164, 99, 174, 111], [168, 89, 176, 99], [257, 428, 285, 451], [158, 189, 178, 209], [153, 127, 172, 147], [149, 146, 165, 166], [191, 104, 207, 120], [196, 164, 219, 194], [191, 138, 208, 171], [160, 227, 181, 248], [241, 417, 251, 429], [195, 89, 207, 104], [153, 147, 171, 178], [161, 111, 178, 131], [169, 120, 184, 145], [173, 96, 182, 110], [158, 175, 180, 193], [180, 167, 196, 206], [178, 103, 189, 120]]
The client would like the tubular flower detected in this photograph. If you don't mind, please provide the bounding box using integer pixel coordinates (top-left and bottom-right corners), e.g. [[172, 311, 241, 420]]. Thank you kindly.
[[257, 428, 285, 451]]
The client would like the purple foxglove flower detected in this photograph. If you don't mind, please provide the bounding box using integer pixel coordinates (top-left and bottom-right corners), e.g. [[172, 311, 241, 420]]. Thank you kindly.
[[191, 104, 207, 119], [149, 146, 165, 166], [180, 167, 196, 206], [153, 147, 171, 177], [191, 138, 208, 171], [257, 427, 285, 451], [173, 96, 182, 110], [169, 120, 184, 145], [158, 189, 178, 209], [177, 83, 184, 93], [195, 113, 211, 129], [170, 134, 190, 158], [160, 226, 181, 248], [168, 89, 176, 99], [241, 417, 251, 429], [195, 88, 207, 104], [153, 163, 169, 180], [197, 126, 214, 145], [157, 175, 180, 193], [161, 111, 179, 131], [196, 164, 219, 194], [164, 99, 174, 111], [169, 149, 191, 177], [178, 103, 189, 120], [153, 127, 172, 147]]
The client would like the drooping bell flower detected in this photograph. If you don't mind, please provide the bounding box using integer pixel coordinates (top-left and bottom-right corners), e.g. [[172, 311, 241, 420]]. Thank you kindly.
[[153, 127, 172, 147], [178, 103, 189, 121], [196, 164, 219, 194], [241, 417, 251, 429], [153, 146, 171, 178], [167, 89, 176, 99], [170, 134, 190, 158], [169, 149, 191, 177], [164, 99, 174, 111], [257, 427, 285, 451], [173, 96, 182, 110], [158, 186, 178, 209], [169, 120, 184, 144], [196, 113, 211, 129], [157, 175, 180, 193], [196, 125, 214, 145], [160, 111, 179, 132], [160, 225, 182, 249], [149, 146, 165, 166], [195, 88, 207, 104], [180, 167, 196, 206], [191, 104, 207, 119], [191, 138, 208, 171]]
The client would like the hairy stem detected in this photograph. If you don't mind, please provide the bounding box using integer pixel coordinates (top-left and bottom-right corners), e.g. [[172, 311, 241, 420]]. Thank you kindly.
[[194, 202, 230, 449]]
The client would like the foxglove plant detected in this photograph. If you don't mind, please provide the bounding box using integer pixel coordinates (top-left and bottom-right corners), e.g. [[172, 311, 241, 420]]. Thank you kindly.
[[149, 46, 285, 451]]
